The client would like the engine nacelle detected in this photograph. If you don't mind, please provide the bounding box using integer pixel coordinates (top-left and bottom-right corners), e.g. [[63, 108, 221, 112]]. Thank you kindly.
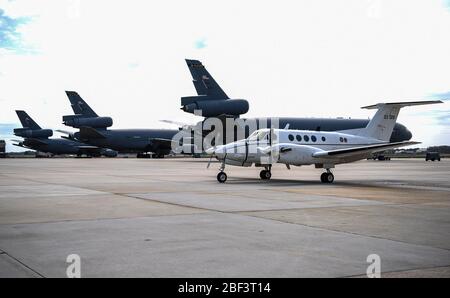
[[182, 99, 249, 117], [224, 159, 252, 167], [275, 144, 322, 166], [14, 128, 53, 138], [101, 149, 118, 157], [63, 115, 113, 128]]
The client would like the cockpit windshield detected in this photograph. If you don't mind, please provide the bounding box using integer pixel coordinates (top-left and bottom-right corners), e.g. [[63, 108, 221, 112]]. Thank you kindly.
[[247, 129, 278, 142], [248, 130, 268, 141]]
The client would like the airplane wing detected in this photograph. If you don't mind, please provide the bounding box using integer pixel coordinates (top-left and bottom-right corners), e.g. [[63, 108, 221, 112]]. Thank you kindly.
[[77, 145, 102, 150], [159, 120, 194, 128], [79, 127, 106, 139], [312, 141, 420, 159], [25, 138, 49, 146], [149, 138, 176, 149]]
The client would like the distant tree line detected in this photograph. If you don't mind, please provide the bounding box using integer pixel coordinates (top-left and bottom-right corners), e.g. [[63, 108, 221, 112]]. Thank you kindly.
[[427, 146, 450, 154]]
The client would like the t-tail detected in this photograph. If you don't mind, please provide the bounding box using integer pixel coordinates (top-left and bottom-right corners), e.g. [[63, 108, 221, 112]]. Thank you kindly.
[[341, 101, 443, 141]]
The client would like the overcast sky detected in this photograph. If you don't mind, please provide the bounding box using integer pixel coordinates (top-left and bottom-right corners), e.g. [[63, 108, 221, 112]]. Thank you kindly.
[[1, 0, 449, 151]]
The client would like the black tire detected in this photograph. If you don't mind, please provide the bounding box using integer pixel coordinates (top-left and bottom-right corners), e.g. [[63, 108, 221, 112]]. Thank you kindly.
[[217, 172, 227, 183], [260, 170, 272, 180], [321, 172, 334, 183], [326, 173, 334, 183]]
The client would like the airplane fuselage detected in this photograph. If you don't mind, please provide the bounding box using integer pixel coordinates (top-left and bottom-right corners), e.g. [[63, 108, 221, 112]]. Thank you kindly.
[[19, 138, 90, 155], [75, 129, 179, 154], [214, 129, 385, 167], [229, 117, 412, 143]]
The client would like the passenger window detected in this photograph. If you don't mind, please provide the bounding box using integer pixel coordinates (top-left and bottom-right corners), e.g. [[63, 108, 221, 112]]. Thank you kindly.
[[321, 136, 326, 142], [344, 138, 348, 143], [311, 135, 317, 142], [296, 135, 302, 142], [340, 137, 344, 142], [304, 135, 309, 142], [288, 134, 294, 141]]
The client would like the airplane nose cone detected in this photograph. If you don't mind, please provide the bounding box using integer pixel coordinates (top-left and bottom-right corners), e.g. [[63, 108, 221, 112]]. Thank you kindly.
[[205, 147, 216, 155], [205, 145, 226, 159]]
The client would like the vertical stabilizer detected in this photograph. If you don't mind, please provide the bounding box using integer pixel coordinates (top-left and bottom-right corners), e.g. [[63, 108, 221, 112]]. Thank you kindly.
[[349, 101, 442, 141], [16, 110, 41, 129]]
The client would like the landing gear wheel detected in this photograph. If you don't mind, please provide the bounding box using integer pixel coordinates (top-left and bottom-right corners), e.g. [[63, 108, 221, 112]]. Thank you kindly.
[[217, 172, 227, 183], [260, 170, 272, 180], [321, 172, 334, 183]]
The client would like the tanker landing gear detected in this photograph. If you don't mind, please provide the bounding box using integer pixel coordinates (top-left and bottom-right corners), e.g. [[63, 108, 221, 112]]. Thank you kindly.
[[259, 165, 272, 180], [137, 153, 165, 158], [320, 169, 334, 183]]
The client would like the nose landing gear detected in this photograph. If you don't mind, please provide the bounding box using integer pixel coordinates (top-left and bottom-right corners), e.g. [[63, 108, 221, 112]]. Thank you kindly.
[[217, 171, 228, 183], [216, 158, 228, 183]]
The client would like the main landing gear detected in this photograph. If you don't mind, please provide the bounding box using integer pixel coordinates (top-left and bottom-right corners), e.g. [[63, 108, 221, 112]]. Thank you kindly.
[[320, 170, 334, 183], [259, 166, 272, 180], [216, 164, 273, 183]]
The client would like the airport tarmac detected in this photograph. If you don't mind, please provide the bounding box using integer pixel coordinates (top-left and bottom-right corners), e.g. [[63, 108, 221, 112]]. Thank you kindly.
[[0, 158, 449, 278]]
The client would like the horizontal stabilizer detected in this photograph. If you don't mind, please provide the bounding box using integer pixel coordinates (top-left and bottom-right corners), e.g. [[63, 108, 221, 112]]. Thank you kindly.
[[362, 100, 443, 109], [313, 141, 420, 159]]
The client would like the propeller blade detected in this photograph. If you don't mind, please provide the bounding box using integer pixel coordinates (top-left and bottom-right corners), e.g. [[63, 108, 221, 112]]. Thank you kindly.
[[206, 145, 217, 169], [207, 155, 213, 169]]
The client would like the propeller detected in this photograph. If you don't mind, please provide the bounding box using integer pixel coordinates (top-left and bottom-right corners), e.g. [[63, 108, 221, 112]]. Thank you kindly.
[[207, 155, 214, 169], [205, 145, 217, 169]]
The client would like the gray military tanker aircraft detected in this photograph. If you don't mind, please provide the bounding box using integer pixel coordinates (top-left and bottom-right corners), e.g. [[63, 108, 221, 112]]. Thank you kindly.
[[180, 59, 413, 143], [62, 91, 181, 158], [13, 110, 117, 157]]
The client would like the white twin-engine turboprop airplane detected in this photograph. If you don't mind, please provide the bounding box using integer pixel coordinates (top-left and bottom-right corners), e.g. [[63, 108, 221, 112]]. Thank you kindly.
[[206, 101, 442, 183]]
